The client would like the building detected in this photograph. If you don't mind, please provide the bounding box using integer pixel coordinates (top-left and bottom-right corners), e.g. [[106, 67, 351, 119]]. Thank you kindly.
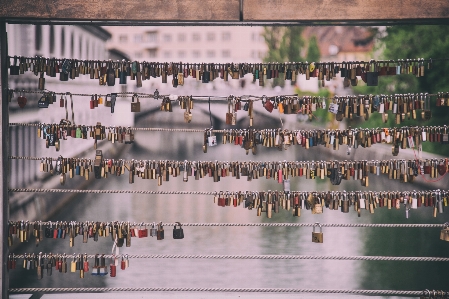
[[299, 26, 375, 93], [7, 24, 131, 220], [104, 26, 267, 63]]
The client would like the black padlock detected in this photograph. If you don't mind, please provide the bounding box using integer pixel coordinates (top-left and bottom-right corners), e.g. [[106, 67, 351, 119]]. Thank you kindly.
[[94, 150, 103, 179], [266, 64, 272, 79], [340, 62, 347, 77], [119, 61, 127, 84], [173, 222, 184, 239], [38, 72, 45, 90], [107, 61, 115, 86], [285, 68, 292, 80], [366, 61, 379, 86], [45, 226, 53, 238], [202, 64, 210, 83], [9, 56, 20, 75], [38, 96, 49, 108], [157, 222, 164, 240], [59, 71, 69, 82]]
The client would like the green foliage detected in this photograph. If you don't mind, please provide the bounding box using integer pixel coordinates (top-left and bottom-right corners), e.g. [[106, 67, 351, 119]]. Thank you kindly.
[[306, 36, 320, 62], [262, 26, 305, 87], [352, 25, 449, 157]]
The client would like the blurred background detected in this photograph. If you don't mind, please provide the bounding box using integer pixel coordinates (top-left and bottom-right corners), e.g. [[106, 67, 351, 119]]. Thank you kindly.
[[6, 24, 449, 298]]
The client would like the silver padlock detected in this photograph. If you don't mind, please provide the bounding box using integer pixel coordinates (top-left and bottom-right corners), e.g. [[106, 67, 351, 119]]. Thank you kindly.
[[150, 222, 157, 237]]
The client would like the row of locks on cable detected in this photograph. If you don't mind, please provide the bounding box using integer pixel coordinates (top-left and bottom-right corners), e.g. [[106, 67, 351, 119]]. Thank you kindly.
[[22, 121, 449, 154], [205, 125, 449, 155], [7, 253, 130, 278], [7, 221, 184, 247], [327, 93, 434, 123], [213, 190, 448, 218], [8, 56, 432, 89], [31, 154, 449, 186], [10, 90, 446, 126]]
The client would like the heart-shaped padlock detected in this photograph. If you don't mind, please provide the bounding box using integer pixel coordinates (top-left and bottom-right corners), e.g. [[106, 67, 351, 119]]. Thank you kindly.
[[17, 95, 27, 108]]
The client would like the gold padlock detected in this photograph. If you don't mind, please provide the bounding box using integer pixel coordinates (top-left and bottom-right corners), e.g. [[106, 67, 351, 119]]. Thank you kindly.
[[440, 223, 449, 241], [312, 223, 323, 243]]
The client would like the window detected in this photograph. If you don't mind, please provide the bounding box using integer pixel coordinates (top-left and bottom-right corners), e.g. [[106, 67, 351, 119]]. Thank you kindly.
[[70, 32, 74, 57], [61, 28, 65, 56], [49, 25, 55, 54], [146, 32, 157, 43], [222, 50, 231, 58], [134, 34, 143, 43], [206, 32, 215, 41], [135, 51, 143, 58], [251, 32, 264, 42], [206, 50, 215, 58], [35, 25, 42, 51], [192, 33, 200, 42], [163, 34, 172, 42], [119, 35, 128, 43], [163, 51, 171, 58], [178, 51, 186, 59], [147, 49, 157, 58], [79, 37, 82, 57], [192, 50, 200, 58], [178, 33, 186, 42], [222, 32, 231, 41]]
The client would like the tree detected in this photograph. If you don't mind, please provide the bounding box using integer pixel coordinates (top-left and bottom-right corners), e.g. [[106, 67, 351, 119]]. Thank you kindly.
[[353, 25, 449, 156], [306, 35, 320, 63], [262, 26, 305, 87]]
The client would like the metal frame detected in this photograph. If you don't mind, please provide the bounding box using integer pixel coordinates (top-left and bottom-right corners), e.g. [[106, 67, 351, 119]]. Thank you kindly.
[[1, 20, 10, 299], [3, 19, 449, 26]]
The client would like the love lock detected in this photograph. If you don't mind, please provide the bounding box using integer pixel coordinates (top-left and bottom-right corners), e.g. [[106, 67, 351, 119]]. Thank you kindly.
[[440, 222, 449, 242], [173, 222, 184, 239], [312, 223, 323, 243]]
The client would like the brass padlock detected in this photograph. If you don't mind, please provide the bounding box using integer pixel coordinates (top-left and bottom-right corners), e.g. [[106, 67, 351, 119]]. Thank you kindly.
[[38, 72, 45, 90], [130, 95, 141, 112], [312, 223, 323, 243], [440, 223, 449, 241]]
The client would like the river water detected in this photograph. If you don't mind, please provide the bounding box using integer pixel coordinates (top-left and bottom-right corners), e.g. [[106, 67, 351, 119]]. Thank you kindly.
[[9, 101, 449, 298]]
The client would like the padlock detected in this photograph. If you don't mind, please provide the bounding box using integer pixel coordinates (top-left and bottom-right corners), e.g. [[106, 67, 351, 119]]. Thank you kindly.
[[312, 223, 323, 243], [107, 61, 115, 86], [37, 95, 49, 108], [440, 223, 449, 241], [130, 95, 141, 112], [150, 222, 157, 237], [156, 222, 164, 240], [263, 97, 274, 113], [9, 56, 20, 75], [366, 61, 379, 86], [38, 72, 45, 90], [17, 93, 27, 108], [138, 224, 148, 238], [110, 262, 116, 277], [173, 222, 184, 239]]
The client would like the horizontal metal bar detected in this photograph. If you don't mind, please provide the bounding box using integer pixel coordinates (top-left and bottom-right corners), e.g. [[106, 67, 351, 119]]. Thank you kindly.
[[4, 19, 449, 26]]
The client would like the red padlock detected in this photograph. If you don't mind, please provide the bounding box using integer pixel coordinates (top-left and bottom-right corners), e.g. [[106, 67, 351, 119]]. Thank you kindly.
[[263, 98, 274, 113], [121, 258, 126, 270], [83, 255, 89, 272], [90, 95, 94, 109], [17, 95, 27, 108], [110, 264, 116, 277]]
